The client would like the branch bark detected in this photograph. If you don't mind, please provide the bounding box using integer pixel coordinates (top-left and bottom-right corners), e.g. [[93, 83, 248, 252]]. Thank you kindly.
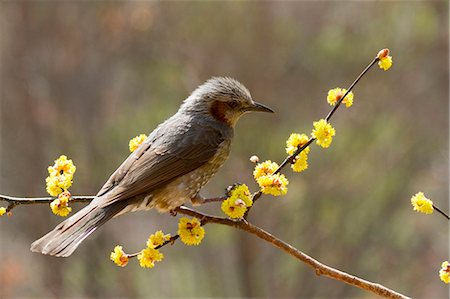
[[175, 206, 411, 299]]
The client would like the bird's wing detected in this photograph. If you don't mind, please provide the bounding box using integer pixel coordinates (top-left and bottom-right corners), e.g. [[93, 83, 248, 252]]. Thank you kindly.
[[94, 118, 226, 208]]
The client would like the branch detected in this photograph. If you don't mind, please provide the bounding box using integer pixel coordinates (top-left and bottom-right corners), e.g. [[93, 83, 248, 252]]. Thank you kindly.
[[0, 194, 94, 213], [433, 204, 450, 220], [245, 57, 380, 215], [175, 206, 410, 299]]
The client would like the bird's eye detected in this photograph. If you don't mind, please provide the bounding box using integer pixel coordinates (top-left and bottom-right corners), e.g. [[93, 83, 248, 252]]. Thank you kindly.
[[228, 101, 239, 109]]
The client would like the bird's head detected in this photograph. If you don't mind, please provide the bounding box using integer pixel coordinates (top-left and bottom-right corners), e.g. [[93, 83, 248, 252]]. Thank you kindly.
[[180, 77, 274, 127]]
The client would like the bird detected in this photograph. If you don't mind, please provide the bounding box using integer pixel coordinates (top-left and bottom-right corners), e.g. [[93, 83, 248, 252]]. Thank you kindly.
[[31, 77, 274, 257]]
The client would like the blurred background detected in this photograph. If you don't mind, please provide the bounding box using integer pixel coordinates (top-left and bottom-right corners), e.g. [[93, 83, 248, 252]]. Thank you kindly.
[[1, 1, 448, 298]]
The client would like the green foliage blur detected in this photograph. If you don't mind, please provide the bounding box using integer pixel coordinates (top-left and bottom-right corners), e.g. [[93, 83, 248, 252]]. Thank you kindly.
[[1, 2, 448, 298]]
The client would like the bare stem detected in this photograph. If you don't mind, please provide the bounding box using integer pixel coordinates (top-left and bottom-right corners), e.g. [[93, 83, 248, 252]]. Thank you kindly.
[[175, 206, 410, 299], [246, 57, 380, 214], [127, 235, 180, 258], [433, 204, 450, 220], [0, 194, 94, 212]]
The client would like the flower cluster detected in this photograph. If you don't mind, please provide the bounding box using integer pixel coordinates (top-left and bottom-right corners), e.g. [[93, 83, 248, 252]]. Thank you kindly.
[[221, 184, 253, 218], [253, 161, 289, 196], [178, 217, 205, 245], [45, 155, 76, 217], [110, 230, 169, 268], [327, 88, 354, 108], [137, 230, 169, 268], [377, 48, 393, 71], [410, 192, 433, 214], [45, 155, 76, 197], [439, 261, 450, 284], [129, 134, 148, 152], [312, 119, 336, 148], [286, 133, 310, 172], [0, 207, 6, 217]]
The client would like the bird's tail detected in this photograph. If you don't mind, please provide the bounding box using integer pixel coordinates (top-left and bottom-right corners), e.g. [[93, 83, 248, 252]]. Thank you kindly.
[[30, 200, 126, 257]]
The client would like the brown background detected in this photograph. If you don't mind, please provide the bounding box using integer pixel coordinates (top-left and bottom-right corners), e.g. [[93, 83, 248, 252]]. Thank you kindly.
[[1, 1, 448, 298]]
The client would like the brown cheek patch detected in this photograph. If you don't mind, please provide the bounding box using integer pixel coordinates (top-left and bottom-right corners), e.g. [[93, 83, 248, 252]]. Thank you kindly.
[[209, 101, 231, 126]]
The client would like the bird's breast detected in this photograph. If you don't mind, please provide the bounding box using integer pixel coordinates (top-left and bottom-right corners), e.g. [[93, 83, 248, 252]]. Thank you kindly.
[[151, 139, 232, 212]]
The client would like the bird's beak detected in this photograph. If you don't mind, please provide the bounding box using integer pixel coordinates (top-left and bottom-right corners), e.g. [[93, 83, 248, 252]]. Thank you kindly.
[[247, 101, 275, 113]]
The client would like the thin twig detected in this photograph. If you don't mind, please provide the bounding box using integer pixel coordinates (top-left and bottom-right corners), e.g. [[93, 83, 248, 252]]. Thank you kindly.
[[433, 204, 450, 220], [325, 57, 379, 122], [246, 57, 380, 215], [0, 194, 94, 212], [175, 206, 410, 299], [127, 235, 180, 258]]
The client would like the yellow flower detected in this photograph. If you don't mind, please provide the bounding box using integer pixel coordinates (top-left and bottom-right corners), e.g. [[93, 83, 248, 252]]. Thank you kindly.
[[147, 230, 171, 248], [327, 88, 354, 108], [137, 247, 164, 268], [46, 175, 73, 197], [253, 160, 279, 180], [221, 184, 253, 218], [50, 191, 72, 217], [311, 119, 336, 148], [129, 134, 148, 152], [439, 261, 450, 284], [0, 207, 6, 216], [221, 198, 247, 219], [286, 133, 310, 155], [410, 192, 433, 214], [257, 173, 289, 196], [45, 155, 76, 197], [110, 245, 129, 267], [378, 56, 393, 71], [178, 217, 205, 246], [47, 155, 76, 177], [377, 48, 393, 71], [292, 152, 308, 172]]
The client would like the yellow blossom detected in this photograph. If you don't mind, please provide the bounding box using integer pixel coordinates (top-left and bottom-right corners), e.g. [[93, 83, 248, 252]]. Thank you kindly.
[[0, 207, 6, 216], [439, 261, 450, 284], [257, 173, 289, 196], [45, 155, 75, 197], [292, 152, 308, 172], [378, 56, 393, 71], [46, 175, 72, 195], [286, 133, 310, 155], [47, 155, 76, 177], [253, 160, 279, 180], [327, 88, 354, 108], [410, 192, 433, 214], [129, 134, 148, 152], [221, 198, 247, 219], [178, 217, 205, 246], [311, 119, 336, 148], [50, 191, 72, 217], [137, 247, 164, 268], [221, 184, 253, 218], [147, 230, 171, 248], [110, 245, 129, 267], [377, 48, 393, 71]]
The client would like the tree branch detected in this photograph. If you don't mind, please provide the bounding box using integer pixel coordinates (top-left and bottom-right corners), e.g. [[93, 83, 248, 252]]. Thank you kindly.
[[0, 194, 94, 213], [175, 206, 410, 299], [245, 58, 380, 216]]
